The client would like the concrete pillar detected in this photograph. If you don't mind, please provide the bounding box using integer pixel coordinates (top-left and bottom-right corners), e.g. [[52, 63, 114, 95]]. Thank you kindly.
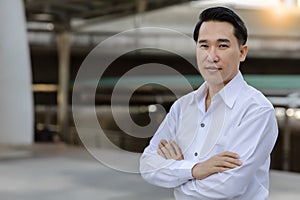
[[282, 111, 291, 171], [0, 0, 33, 145], [56, 31, 71, 143]]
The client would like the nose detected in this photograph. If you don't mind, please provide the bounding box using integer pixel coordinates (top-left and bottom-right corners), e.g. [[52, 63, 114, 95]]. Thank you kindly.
[[207, 47, 219, 63]]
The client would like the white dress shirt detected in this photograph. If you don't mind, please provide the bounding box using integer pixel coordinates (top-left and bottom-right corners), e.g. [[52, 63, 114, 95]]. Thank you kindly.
[[140, 71, 278, 200]]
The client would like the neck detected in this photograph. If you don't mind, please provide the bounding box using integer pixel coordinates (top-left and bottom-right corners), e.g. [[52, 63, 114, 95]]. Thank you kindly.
[[205, 84, 223, 111], [208, 83, 224, 98], [205, 92, 211, 112]]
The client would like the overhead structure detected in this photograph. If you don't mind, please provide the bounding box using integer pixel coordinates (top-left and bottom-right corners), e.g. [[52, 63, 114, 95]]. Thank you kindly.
[[25, 0, 195, 32], [25, 0, 195, 142]]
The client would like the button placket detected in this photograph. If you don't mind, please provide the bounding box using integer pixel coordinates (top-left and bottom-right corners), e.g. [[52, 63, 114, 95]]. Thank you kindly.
[[195, 116, 209, 158], [193, 121, 206, 158]]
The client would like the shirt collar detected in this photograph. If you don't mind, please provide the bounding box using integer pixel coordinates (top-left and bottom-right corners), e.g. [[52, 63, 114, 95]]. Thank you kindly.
[[219, 71, 246, 108], [192, 71, 246, 109]]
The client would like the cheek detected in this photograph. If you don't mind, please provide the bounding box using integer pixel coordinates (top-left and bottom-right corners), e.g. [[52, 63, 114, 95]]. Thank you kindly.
[[196, 51, 206, 65], [225, 52, 241, 66]]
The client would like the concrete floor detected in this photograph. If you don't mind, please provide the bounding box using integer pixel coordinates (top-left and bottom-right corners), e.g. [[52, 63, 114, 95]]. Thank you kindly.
[[0, 143, 299, 200]]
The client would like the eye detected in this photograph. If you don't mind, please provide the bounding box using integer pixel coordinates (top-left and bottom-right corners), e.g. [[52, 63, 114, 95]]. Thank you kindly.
[[219, 44, 229, 48], [199, 44, 209, 49]]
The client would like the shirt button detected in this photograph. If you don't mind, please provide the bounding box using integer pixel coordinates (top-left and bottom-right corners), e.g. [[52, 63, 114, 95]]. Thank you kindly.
[[200, 123, 205, 127], [194, 152, 198, 157]]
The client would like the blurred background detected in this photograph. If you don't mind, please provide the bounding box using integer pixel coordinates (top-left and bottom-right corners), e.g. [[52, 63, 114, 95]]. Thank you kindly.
[[1, 0, 300, 199]]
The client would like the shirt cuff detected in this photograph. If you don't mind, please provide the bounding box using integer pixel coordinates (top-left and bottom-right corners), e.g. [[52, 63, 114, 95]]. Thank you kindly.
[[171, 160, 197, 181]]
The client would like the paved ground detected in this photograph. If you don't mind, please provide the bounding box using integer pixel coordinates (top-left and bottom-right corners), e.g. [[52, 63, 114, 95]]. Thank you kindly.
[[0, 143, 299, 200]]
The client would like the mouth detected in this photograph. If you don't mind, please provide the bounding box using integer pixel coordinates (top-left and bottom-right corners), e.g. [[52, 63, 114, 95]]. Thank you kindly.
[[205, 66, 222, 72]]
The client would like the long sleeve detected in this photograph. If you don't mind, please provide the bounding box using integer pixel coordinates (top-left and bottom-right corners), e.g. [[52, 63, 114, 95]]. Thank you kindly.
[[140, 101, 197, 188], [176, 106, 278, 199]]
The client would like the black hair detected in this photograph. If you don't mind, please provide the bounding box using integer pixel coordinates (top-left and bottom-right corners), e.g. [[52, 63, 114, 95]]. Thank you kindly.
[[193, 6, 248, 45]]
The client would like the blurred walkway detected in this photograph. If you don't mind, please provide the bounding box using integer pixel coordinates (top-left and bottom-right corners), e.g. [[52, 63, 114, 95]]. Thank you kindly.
[[0, 143, 299, 200]]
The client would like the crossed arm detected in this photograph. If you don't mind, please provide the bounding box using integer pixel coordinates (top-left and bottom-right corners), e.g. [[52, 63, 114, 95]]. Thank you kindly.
[[140, 106, 278, 198], [157, 139, 242, 180]]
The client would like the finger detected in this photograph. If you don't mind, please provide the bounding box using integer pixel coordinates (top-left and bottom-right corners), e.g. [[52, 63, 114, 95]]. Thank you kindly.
[[215, 159, 242, 168], [161, 146, 172, 159], [170, 140, 182, 157], [159, 140, 174, 159], [158, 139, 169, 151], [158, 142, 164, 150], [160, 139, 168, 147], [220, 151, 240, 159], [212, 162, 240, 174], [223, 157, 242, 166], [220, 161, 241, 168], [157, 148, 166, 159], [165, 143, 177, 158]]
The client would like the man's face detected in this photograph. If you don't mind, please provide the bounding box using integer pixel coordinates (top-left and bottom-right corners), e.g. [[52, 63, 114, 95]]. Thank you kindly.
[[196, 21, 248, 87]]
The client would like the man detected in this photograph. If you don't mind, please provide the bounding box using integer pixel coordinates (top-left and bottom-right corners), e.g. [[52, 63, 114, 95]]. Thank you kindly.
[[140, 6, 278, 200]]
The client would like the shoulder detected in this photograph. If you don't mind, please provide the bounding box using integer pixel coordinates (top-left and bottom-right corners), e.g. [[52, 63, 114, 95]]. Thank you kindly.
[[174, 90, 196, 106], [239, 84, 273, 110], [235, 84, 278, 129], [169, 90, 196, 113], [234, 83, 276, 124]]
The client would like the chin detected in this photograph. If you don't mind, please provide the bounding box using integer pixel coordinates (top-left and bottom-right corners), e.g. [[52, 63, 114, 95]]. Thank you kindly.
[[203, 73, 224, 83], [206, 78, 225, 87]]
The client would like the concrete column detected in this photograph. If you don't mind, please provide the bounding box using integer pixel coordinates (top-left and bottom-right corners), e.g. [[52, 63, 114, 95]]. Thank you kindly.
[[0, 0, 33, 145], [282, 111, 291, 171], [56, 31, 71, 143], [134, 0, 147, 28], [282, 93, 300, 171]]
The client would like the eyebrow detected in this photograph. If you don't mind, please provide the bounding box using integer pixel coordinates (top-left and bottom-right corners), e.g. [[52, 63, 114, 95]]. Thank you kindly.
[[198, 38, 231, 43], [217, 38, 230, 43]]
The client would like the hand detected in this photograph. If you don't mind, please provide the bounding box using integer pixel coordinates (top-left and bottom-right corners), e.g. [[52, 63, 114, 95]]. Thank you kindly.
[[157, 139, 184, 160], [192, 151, 242, 180]]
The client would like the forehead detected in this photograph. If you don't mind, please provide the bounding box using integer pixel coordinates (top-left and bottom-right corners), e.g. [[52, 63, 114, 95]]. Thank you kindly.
[[198, 21, 235, 41]]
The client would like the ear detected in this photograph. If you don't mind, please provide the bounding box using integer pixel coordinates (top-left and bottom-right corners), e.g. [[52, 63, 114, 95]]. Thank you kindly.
[[239, 45, 248, 62]]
